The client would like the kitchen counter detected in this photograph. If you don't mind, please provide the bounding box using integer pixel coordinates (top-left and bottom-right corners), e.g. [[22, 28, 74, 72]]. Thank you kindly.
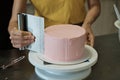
[[85, 33, 120, 80], [0, 33, 120, 80]]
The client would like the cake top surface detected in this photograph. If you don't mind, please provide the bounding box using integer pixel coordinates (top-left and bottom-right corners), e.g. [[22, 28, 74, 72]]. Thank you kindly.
[[45, 24, 86, 38]]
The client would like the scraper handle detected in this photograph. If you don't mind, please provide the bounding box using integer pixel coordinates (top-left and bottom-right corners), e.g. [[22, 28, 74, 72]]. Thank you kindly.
[[17, 13, 27, 50]]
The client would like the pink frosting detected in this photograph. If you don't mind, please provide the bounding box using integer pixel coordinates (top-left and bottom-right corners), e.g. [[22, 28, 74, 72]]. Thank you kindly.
[[44, 24, 86, 62]]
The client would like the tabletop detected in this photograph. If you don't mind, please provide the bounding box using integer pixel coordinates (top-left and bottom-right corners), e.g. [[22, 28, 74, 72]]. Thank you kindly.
[[0, 33, 120, 80]]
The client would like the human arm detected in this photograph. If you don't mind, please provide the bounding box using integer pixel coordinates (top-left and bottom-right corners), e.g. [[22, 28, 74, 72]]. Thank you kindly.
[[8, 0, 35, 48], [82, 0, 101, 47]]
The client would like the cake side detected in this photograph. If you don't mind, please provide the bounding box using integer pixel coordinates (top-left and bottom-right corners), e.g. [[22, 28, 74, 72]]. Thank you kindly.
[[44, 24, 86, 62]]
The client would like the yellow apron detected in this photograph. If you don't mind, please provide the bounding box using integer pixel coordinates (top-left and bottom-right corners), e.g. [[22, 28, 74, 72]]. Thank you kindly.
[[30, 0, 86, 27]]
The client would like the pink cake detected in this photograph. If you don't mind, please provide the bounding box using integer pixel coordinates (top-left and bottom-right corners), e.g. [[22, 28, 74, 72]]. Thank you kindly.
[[44, 24, 86, 62]]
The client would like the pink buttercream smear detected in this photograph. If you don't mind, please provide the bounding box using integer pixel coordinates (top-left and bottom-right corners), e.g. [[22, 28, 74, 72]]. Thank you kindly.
[[45, 24, 85, 38], [44, 24, 86, 62]]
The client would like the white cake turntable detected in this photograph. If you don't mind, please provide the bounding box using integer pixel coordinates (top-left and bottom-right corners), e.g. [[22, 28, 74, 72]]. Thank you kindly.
[[28, 45, 98, 80]]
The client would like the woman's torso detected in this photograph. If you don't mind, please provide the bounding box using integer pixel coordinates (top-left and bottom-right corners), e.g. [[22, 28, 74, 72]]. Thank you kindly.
[[30, 0, 86, 27]]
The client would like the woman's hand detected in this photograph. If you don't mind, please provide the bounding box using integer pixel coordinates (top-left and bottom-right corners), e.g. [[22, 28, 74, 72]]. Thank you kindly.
[[9, 28, 35, 48], [82, 24, 94, 47]]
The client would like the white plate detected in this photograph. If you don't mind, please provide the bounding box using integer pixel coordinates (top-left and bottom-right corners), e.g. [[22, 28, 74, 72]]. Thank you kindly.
[[114, 20, 120, 41], [28, 45, 98, 73], [114, 20, 120, 29], [29, 46, 91, 65]]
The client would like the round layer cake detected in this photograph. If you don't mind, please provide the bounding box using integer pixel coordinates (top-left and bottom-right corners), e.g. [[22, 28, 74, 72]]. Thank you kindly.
[[44, 24, 86, 62]]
